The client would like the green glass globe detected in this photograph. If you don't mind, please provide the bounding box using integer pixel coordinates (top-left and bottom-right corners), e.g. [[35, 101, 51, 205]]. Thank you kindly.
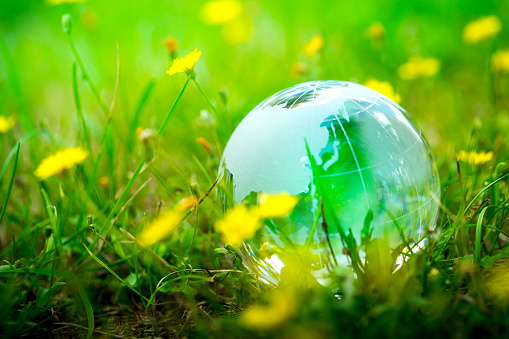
[[220, 80, 440, 285]]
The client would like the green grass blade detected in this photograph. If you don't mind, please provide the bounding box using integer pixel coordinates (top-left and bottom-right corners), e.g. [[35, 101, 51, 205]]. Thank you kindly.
[[65, 32, 109, 116], [106, 159, 146, 223], [74, 230, 149, 302], [475, 206, 489, 264], [128, 78, 156, 150], [0, 130, 39, 183], [72, 62, 94, 158], [464, 172, 509, 214], [304, 138, 364, 274], [0, 142, 20, 226], [157, 77, 190, 137], [71, 273, 94, 339]]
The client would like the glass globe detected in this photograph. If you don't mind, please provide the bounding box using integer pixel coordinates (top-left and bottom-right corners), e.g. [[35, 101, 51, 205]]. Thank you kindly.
[[219, 80, 440, 285]]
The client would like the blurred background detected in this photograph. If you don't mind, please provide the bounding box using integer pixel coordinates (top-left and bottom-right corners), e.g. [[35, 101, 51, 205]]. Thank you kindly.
[[1, 0, 508, 168]]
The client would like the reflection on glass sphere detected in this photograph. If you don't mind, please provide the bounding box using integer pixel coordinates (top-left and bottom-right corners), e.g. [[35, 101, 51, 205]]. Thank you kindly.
[[219, 80, 440, 285]]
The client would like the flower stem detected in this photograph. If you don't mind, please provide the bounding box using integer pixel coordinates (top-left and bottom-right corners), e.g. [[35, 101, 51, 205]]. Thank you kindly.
[[65, 33, 110, 116], [157, 76, 190, 137], [193, 79, 220, 123]]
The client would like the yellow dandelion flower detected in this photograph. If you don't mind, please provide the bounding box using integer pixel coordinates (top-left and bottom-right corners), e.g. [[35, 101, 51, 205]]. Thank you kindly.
[[257, 193, 299, 218], [34, 147, 89, 180], [397, 55, 440, 80], [492, 50, 509, 73], [215, 204, 261, 247], [241, 290, 295, 330], [457, 150, 493, 165], [138, 210, 183, 247], [0, 115, 16, 133], [303, 34, 324, 57], [364, 78, 401, 104], [463, 15, 501, 44], [166, 48, 202, 79], [200, 0, 244, 25], [366, 21, 385, 40]]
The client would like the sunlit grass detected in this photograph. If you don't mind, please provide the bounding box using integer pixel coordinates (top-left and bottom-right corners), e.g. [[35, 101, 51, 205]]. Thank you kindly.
[[1, 0, 509, 337]]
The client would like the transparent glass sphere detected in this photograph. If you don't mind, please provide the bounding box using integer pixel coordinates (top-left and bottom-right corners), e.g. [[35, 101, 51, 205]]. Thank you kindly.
[[220, 80, 440, 285]]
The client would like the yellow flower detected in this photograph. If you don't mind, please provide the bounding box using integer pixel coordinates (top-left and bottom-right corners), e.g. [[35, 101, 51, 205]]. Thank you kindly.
[[222, 18, 252, 45], [34, 147, 89, 180], [178, 196, 198, 211], [200, 0, 244, 25], [241, 290, 295, 330], [463, 15, 502, 44], [303, 34, 324, 57], [483, 260, 509, 303], [215, 204, 261, 247], [457, 150, 493, 165], [166, 48, 202, 78], [291, 62, 308, 77], [98, 176, 110, 187], [0, 115, 16, 133], [397, 56, 440, 80], [492, 50, 509, 73], [138, 210, 183, 247], [47, 0, 85, 4], [364, 78, 401, 104], [257, 192, 299, 218], [366, 21, 385, 40]]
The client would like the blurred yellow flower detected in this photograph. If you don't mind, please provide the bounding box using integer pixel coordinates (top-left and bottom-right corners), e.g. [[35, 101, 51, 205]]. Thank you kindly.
[[364, 78, 401, 104], [397, 56, 440, 80], [241, 290, 295, 329], [366, 21, 385, 40], [457, 150, 493, 165], [48, 0, 85, 4], [303, 34, 324, 57], [492, 50, 509, 73], [215, 204, 261, 247], [98, 176, 110, 187], [200, 0, 244, 25], [483, 261, 509, 303], [222, 18, 252, 45], [34, 147, 89, 180], [257, 193, 299, 218], [0, 115, 16, 133], [179, 196, 198, 211], [167, 48, 202, 78], [138, 210, 183, 247], [463, 15, 501, 44], [291, 62, 308, 77]]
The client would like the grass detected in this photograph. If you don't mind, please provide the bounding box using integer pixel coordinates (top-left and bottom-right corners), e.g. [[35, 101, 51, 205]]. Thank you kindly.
[[1, 0, 509, 337]]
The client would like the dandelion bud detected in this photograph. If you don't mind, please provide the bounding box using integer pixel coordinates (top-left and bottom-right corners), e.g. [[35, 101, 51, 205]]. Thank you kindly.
[[164, 37, 178, 59], [62, 14, 73, 34]]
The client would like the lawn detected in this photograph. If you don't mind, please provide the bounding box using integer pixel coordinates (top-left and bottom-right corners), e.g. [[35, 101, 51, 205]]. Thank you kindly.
[[1, 0, 509, 337]]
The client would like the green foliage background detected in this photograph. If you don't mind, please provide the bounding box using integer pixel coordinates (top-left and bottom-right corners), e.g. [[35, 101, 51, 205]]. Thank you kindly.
[[1, 0, 509, 337]]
